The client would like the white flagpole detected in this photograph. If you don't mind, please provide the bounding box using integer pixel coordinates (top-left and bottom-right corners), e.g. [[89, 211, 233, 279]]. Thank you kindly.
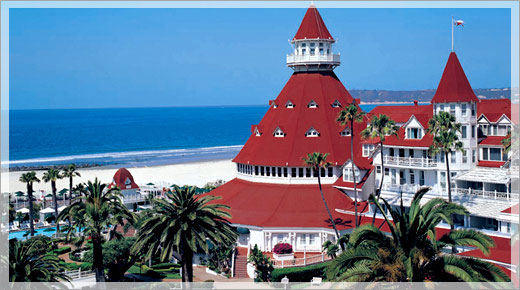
[[451, 16, 455, 52]]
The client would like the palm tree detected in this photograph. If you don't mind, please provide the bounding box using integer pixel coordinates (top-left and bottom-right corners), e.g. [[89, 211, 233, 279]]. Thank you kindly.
[[9, 238, 70, 282], [336, 102, 366, 227], [62, 164, 81, 205], [361, 114, 399, 224], [426, 111, 463, 204], [327, 188, 509, 282], [42, 167, 62, 234], [57, 178, 135, 282], [19, 171, 40, 236], [303, 152, 343, 250], [131, 185, 237, 284]]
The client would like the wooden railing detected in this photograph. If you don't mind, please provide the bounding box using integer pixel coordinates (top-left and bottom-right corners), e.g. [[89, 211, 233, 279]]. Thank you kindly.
[[384, 156, 437, 168], [272, 253, 330, 268], [456, 188, 519, 201]]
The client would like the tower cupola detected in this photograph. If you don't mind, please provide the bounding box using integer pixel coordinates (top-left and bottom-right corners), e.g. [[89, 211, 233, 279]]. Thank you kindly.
[[286, 4, 340, 72]]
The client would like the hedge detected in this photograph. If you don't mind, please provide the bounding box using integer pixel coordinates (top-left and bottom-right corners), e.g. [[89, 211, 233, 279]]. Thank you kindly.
[[271, 261, 331, 282], [59, 261, 92, 272], [54, 246, 72, 255], [141, 265, 166, 279], [152, 262, 181, 269]]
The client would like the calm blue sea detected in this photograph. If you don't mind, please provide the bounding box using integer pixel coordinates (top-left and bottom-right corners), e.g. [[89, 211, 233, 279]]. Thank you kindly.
[[9, 104, 415, 168]]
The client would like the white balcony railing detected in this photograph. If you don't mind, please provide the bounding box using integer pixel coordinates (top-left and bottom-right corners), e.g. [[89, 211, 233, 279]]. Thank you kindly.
[[383, 156, 437, 168], [272, 252, 330, 268], [456, 188, 519, 201], [286, 53, 340, 65], [383, 183, 423, 194]]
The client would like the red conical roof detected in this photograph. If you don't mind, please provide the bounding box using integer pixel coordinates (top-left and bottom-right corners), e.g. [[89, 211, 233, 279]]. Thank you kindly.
[[233, 71, 370, 168], [431, 52, 478, 103], [293, 4, 334, 41]]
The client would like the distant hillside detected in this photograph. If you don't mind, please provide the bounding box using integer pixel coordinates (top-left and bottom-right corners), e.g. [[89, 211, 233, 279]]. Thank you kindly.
[[351, 88, 511, 103]]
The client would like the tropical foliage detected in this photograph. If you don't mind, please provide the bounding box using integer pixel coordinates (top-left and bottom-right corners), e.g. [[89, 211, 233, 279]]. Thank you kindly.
[[43, 167, 63, 234], [19, 171, 40, 236], [327, 188, 509, 282], [248, 244, 274, 282], [9, 238, 69, 282], [57, 178, 135, 282], [303, 152, 343, 249], [361, 113, 399, 223], [62, 163, 81, 204], [131, 185, 237, 283], [336, 103, 366, 227], [273, 242, 293, 255]]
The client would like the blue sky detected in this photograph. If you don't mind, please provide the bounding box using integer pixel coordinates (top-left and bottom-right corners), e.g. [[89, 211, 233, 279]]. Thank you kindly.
[[9, 7, 511, 109]]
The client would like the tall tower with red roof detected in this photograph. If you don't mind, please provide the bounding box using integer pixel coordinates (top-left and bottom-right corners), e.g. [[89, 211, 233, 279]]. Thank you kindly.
[[432, 52, 479, 179], [208, 4, 373, 256]]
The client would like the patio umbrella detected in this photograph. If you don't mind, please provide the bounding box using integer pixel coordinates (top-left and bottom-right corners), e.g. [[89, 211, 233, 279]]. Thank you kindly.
[[16, 208, 30, 214], [146, 182, 155, 186], [40, 207, 55, 214], [45, 194, 53, 198], [58, 205, 67, 212], [15, 191, 25, 197], [43, 227, 55, 232]]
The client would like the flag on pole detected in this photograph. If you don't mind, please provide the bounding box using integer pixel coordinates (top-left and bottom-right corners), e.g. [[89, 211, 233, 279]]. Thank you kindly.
[[454, 20, 464, 27]]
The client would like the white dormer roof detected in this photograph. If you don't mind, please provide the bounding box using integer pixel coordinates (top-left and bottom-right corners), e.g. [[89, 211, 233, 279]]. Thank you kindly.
[[403, 115, 424, 129], [340, 127, 351, 136], [307, 100, 318, 108], [331, 99, 342, 108], [254, 127, 261, 136], [286, 100, 295, 108], [305, 127, 320, 137], [273, 126, 286, 137], [497, 114, 512, 125]]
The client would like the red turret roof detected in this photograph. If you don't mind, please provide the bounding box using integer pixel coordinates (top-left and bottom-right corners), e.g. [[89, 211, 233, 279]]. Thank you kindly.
[[233, 71, 370, 168], [431, 52, 478, 104], [293, 4, 334, 41], [109, 168, 139, 190]]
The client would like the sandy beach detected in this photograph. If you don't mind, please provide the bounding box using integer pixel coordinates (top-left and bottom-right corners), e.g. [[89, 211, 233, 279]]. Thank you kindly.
[[2, 159, 236, 194]]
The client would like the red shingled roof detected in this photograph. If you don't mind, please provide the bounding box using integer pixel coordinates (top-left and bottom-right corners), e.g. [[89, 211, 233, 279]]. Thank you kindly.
[[477, 160, 505, 168], [479, 135, 508, 146], [478, 98, 511, 123], [108, 168, 139, 190], [431, 52, 479, 104], [206, 178, 364, 229], [364, 104, 434, 148], [293, 4, 334, 41], [233, 71, 371, 168]]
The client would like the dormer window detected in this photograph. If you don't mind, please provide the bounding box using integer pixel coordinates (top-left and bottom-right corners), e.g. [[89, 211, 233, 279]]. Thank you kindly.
[[125, 178, 131, 185], [269, 100, 278, 108], [340, 127, 351, 136], [273, 127, 286, 137], [406, 128, 422, 139], [362, 144, 375, 157], [254, 127, 261, 137], [307, 100, 318, 108], [343, 166, 360, 182], [331, 100, 342, 108], [286, 100, 295, 108], [305, 127, 320, 137]]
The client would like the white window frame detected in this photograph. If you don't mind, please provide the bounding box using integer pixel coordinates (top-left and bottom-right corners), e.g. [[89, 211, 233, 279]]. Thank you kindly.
[[307, 100, 318, 108], [286, 100, 295, 108], [461, 103, 467, 116], [305, 127, 320, 137], [331, 100, 342, 108], [273, 127, 285, 137], [340, 127, 351, 136]]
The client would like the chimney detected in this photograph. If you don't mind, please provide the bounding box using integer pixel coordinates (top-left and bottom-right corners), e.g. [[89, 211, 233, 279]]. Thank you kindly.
[[413, 100, 418, 106]]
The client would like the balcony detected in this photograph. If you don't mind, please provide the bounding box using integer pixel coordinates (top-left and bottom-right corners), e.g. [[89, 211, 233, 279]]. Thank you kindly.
[[456, 188, 519, 201], [286, 53, 340, 66], [383, 156, 437, 168], [382, 183, 423, 194]]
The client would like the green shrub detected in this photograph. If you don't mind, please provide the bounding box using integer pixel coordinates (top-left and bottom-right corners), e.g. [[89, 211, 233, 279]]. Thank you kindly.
[[152, 262, 180, 269], [271, 261, 330, 282], [79, 262, 92, 271], [53, 246, 71, 255]]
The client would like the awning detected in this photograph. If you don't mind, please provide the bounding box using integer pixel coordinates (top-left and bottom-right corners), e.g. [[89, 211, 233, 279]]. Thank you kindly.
[[58, 206, 68, 212], [40, 207, 55, 214], [16, 208, 29, 213], [236, 227, 250, 234], [455, 167, 510, 184]]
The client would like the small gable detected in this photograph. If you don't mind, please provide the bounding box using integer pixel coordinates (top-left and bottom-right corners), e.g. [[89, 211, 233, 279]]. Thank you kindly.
[[331, 99, 342, 108], [305, 127, 320, 137], [286, 100, 295, 108], [340, 127, 351, 136], [307, 100, 318, 108], [273, 126, 286, 137]]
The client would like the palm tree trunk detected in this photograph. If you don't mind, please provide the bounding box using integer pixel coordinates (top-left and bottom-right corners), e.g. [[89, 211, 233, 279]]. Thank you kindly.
[[180, 242, 193, 288], [69, 176, 73, 205], [27, 183, 35, 237], [445, 151, 456, 254], [317, 171, 344, 251], [351, 120, 359, 227], [93, 234, 106, 282], [372, 140, 385, 224], [52, 181, 60, 236]]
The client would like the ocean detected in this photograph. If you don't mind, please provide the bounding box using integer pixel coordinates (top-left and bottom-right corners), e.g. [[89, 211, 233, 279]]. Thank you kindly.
[[8, 104, 415, 168]]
